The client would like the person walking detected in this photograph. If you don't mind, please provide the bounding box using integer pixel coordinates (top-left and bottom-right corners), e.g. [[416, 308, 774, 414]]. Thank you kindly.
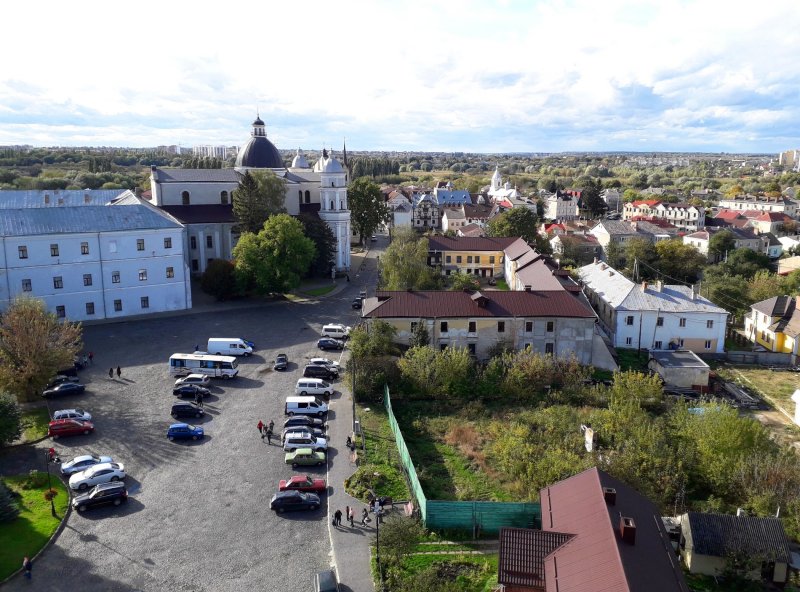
[[194, 391, 203, 408], [266, 427, 273, 445], [348, 507, 355, 527], [88, 351, 93, 364], [82, 354, 89, 366], [22, 556, 32, 580], [108, 367, 114, 379], [361, 507, 369, 526], [116, 366, 121, 379], [345, 505, 350, 526], [334, 509, 342, 527], [268, 420, 274, 433], [257, 420, 264, 438]]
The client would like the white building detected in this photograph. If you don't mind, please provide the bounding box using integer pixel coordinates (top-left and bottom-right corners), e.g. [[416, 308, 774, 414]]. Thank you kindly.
[[487, 166, 521, 202], [149, 116, 352, 274], [716, 195, 798, 218], [386, 192, 412, 230], [543, 191, 580, 221], [0, 192, 190, 321], [578, 260, 728, 354]]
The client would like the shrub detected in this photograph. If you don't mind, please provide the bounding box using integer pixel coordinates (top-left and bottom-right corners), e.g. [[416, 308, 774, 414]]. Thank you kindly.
[[0, 479, 19, 523], [200, 259, 239, 301]]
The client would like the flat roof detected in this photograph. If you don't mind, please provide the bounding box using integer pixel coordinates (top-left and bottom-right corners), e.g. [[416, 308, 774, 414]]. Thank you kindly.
[[649, 350, 709, 369]]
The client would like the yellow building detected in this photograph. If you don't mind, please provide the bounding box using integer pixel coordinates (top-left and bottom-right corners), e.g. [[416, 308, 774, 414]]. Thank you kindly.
[[744, 295, 800, 355], [427, 236, 520, 278]]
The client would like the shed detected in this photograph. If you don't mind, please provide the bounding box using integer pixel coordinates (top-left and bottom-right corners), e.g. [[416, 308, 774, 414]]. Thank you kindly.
[[648, 350, 710, 391]]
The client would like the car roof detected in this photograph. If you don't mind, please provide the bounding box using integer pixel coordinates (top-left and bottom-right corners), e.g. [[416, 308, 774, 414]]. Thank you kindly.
[[291, 447, 315, 454], [55, 408, 82, 414], [169, 423, 190, 428], [86, 462, 119, 472]]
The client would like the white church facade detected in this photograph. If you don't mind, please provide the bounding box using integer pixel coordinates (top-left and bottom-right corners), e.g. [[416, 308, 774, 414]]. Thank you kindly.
[[148, 116, 352, 274]]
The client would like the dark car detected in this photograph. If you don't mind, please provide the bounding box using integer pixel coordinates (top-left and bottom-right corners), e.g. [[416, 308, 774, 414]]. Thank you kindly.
[[351, 297, 362, 310], [172, 384, 211, 398], [71, 482, 128, 513], [269, 490, 321, 513], [171, 402, 205, 419], [274, 353, 289, 371], [317, 338, 344, 351], [46, 375, 80, 389], [302, 364, 337, 381], [284, 416, 325, 431], [42, 382, 86, 398]]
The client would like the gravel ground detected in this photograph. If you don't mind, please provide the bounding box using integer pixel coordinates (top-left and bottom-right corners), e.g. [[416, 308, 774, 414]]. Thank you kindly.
[[2, 294, 360, 591]]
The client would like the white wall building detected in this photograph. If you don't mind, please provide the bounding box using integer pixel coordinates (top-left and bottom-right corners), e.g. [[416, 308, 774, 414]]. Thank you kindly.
[[578, 260, 729, 354], [543, 191, 580, 221], [0, 193, 190, 321]]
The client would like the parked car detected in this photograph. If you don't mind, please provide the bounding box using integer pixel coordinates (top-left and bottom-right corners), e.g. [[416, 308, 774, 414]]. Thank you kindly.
[[48, 419, 94, 439], [285, 447, 326, 468], [61, 454, 113, 476], [167, 423, 204, 441], [283, 431, 328, 452], [173, 384, 211, 398], [69, 462, 126, 491], [46, 375, 80, 389], [241, 338, 256, 349], [42, 382, 86, 398], [284, 416, 326, 431], [351, 297, 363, 310], [279, 474, 327, 494], [317, 338, 344, 351], [274, 353, 289, 371], [302, 364, 337, 381], [171, 402, 205, 419], [269, 490, 321, 513], [321, 324, 351, 340], [281, 426, 326, 441], [174, 373, 211, 387], [72, 482, 128, 513], [309, 357, 340, 370], [370, 235, 377, 242], [53, 408, 91, 421]]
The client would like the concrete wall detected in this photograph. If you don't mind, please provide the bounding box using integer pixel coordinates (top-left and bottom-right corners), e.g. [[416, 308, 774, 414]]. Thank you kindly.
[[649, 360, 709, 389]]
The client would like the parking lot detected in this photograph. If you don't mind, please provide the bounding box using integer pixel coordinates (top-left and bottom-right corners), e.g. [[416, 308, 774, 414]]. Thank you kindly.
[[4, 292, 362, 592]]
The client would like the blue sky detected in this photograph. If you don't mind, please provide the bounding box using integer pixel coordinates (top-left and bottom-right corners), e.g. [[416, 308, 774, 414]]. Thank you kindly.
[[0, 0, 797, 153]]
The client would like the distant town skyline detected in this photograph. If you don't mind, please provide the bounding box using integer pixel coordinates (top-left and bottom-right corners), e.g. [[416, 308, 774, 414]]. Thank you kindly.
[[1, 0, 798, 154]]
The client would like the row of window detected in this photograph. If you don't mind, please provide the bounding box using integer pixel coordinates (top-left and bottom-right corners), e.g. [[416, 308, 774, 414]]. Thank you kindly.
[[190, 235, 214, 250], [20, 267, 175, 292], [624, 315, 714, 329], [444, 255, 497, 265], [54, 297, 151, 318], [182, 191, 228, 205], [18, 238, 173, 259], [624, 337, 714, 350], [413, 320, 555, 334]]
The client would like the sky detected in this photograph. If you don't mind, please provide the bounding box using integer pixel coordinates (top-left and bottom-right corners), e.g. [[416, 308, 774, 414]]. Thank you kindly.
[[1, 0, 798, 154]]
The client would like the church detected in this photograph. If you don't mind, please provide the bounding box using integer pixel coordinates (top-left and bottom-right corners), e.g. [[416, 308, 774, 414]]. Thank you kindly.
[[147, 116, 352, 275]]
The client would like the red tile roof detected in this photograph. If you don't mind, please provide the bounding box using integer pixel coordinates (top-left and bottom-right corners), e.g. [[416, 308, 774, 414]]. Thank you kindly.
[[499, 528, 575, 589], [631, 200, 661, 207], [366, 290, 595, 319]]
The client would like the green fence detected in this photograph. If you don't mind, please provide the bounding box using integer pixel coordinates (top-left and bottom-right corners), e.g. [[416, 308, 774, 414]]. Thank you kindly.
[[383, 385, 540, 534]]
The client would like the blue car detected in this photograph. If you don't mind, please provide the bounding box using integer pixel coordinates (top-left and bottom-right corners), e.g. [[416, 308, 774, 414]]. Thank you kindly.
[[167, 423, 204, 441], [240, 337, 256, 349]]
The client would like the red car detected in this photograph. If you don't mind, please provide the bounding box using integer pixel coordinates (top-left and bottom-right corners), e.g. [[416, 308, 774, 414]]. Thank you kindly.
[[49, 419, 94, 439], [278, 475, 327, 494]]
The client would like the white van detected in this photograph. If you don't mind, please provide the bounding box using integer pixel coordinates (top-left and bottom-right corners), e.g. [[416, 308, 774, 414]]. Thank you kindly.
[[295, 379, 333, 398], [321, 324, 351, 340], [206, 338, 253, 357], [285, 396, 329, 417]]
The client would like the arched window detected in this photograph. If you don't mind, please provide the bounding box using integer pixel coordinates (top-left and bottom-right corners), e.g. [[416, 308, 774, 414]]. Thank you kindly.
[[330, 200, 334, 210], [220, 191, 229, 205], [331, 182, 335, 187], [304, 190, 311, 204], [181, 191, 190, 205]]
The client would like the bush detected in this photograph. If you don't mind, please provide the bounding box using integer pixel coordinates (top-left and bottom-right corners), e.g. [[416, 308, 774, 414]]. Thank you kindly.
[[21, 470, 48, 490], [0, 480, 19, 523], [200, 259, 239, 301], [43, 488, 58, 502], [0, 392, 21, 446]]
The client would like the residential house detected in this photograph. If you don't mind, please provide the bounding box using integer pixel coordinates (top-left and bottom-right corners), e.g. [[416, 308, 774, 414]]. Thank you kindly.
[[680, 512, 791, 585], [624, 200, 705, 231], [463, 203, 493, 227], [457, 223, 485, 238], [0, 191, 190, 321], [744, 295, 800, 356], [716, 194, 798, 218], [630, 219, 681, 242], [682, 227, 773, 260], [503, 239, 583, 293], [748, 211, 788, 235], [412, 193, 439, 229], [361, 289, 596, 362], [550, 234, 602, 264], [589, 220, 640, 259], [578, 260, 729, 353], [543, 190, 579, 221], [441, 206, 467, 233], [498, 467, 689, 592], [386, 192, 412, 230], [427, 236, 519, 278], [433, 186, 471, 207], [778, 255, 800, 275], [623, 199, 662, 220], [601, 188, 622, 212]]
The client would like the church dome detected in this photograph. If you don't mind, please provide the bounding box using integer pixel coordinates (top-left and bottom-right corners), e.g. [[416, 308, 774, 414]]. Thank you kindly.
[[291, 148, 310, 169], [322, 156, 344, 173], [235, 116, 284, 169]]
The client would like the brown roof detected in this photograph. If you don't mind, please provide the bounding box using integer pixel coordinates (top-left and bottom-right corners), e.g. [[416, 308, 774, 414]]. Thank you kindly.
[[539, 467, 688, 592], [463, 203, 493, 219], [365, 290, 594, 319], [428, 236, 520, 252], [159, 204, 235, 224], [499, 528, 575, 590]]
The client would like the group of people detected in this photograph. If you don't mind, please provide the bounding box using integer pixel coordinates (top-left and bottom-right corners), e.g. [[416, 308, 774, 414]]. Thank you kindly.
[[257, 419, 274, 444], [108, 366, 122, 379], [333, 505, 372, 528]]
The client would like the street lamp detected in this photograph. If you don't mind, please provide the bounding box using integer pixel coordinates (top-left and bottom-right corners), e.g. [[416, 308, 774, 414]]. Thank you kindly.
[[43, 450, 57, 517]]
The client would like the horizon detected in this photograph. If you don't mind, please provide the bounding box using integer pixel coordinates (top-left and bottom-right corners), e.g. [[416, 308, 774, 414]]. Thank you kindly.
[[1, 0, 798, 154]]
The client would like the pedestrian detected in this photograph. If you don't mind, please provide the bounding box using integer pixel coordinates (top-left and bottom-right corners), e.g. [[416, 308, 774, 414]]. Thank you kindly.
[[116, 366, 121, 378], [257, 420, 264, 438], [88, 351, 93, 364], [82, 354, 88, 366], [22, 556, 31, 580], [48, 447, 56, 463], [266, 427, 273, 445], [345, 505, 350, 526], [346, 274, 350, 282], [334, 509, 342, 526], [195, 344, 200, 352], [348, 507, 355, 527], [108, 367, 114, 379], [361, 507, 369, 526], [268, 420, 274, 433], [194, 391, 203, 408]]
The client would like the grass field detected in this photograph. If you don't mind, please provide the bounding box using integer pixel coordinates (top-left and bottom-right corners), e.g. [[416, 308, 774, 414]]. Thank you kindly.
[[299, 284, 337, 297], [401, 553, 498, 592], [615, 348, 649, 372], [19, 407, 50, 443], [0, 471, 69, 580], [715, 365, 798, 411]]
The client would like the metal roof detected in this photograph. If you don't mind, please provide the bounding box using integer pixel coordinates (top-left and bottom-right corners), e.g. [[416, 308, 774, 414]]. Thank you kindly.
[[685, 512, 790, 563], [0, 189, 129, 209], [499, 528, 574, 589], [428, 236, 520, 252], [159, 204, 236, 225], [649, 350, 709, 369], [152, 168, 242, 183], [0, 204, 182, 237]]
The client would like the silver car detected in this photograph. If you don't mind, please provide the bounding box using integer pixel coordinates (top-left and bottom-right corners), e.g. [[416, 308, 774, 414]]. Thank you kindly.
[[53, 408, 92, 421]]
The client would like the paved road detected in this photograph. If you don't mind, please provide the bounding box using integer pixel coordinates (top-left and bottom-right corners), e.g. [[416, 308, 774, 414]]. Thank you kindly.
[[2, 272, 370, 591]]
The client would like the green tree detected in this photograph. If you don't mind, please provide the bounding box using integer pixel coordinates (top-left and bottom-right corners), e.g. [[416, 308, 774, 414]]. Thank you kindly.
[[485, 207, 538, 243], [398, 346, 475, 398], [379, 228, 441, 290], [449, 271, 480, 291], [719, 248, 772, 280], [349, 321, 398, 359], [0, 299, 83, 403], [622, 189, 641, 202], [377, 515, 426, 568], [232, 170, 287, 233], [653, 240, 707, 283], [582, 178, 607, 217], [232, 214, 315, 294], [747, 270, 784, 303], [707, 229, 737, 261], [298, 213, 336, 278], [0, 478, 19, 523], [604, 240, 624, 268], [200, 259, 239, 301], [624, 237, 658, 278], [703, 267, 751, 318], [408, 320, 430, 348], [349, 177, 390, 244], [0, 392, 21, 447]]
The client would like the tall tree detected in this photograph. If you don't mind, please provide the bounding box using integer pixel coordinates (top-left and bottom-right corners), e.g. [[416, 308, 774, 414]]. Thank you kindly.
[[232, 214, 315, 294], [348, 177, 390, 244], [0, 298, 82, 403], [0, 392, 22, 447], [379, 228, 440, 290], [485, 207, 542, 248], [653, 240, 707, 283], [298, 213, 336, 278], [582, 178, 607, 217], [624, 237, 658, 279], [707, 229, 736, 261], [232, 170, 287, 233]]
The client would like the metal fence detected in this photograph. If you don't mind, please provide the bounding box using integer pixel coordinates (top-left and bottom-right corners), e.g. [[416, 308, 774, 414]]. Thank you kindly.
[[384, 385, 540, 534]]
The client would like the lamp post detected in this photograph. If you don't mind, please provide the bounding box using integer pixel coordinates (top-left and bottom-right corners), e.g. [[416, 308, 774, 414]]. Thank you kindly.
[[43, 450, 57, 517]]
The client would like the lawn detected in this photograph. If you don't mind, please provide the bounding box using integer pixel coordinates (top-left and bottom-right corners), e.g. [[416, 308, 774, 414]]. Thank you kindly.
[[19, 407, 50, 443], [400, 552, 498, 592], [494, 279, 510, 291], [615, 348, 649, 372], [0, 471, 69, 580], [299, 284, 337, 297], [715, 365, 798, 411]]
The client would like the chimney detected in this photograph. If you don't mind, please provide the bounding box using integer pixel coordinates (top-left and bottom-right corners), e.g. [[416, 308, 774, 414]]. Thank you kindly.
[[691, 285, 697, 300], [619, 515, 637, 544], [641, 281, 648, 292], [603, 487, 617, 505], [655, 280, 663, 292], [736, 507, 745, 517]]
